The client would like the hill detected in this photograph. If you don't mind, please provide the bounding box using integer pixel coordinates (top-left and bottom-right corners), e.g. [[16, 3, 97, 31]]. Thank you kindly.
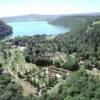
[[0, 14, 61, 22], [0, 20, 12, 38]]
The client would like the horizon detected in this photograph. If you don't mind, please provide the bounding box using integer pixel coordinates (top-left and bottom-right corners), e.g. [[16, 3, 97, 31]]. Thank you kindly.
[[0, 0, 100, 17], [1, 12, 100, 18]]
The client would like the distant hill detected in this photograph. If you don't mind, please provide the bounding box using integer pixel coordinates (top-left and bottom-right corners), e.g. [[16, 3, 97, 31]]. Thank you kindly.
[[0, 14, 61, 22], [50, 12, 100, 32], [61, 12, 100, 17], [0, 20, 12, 38], [50, 16, 86, 32]]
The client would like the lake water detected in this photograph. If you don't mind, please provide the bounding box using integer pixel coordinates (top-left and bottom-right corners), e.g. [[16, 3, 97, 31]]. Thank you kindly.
[[8, 21, 70, 38]]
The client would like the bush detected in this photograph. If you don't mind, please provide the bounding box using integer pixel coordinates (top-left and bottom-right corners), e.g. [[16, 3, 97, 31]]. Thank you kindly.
[[63, 54, 79, 71], [0, 63, 2, 68], [35, 57, 53, 67], [53, 58, 63, 68], [84, 60, 92, 69], [95, 61, 100, 69]]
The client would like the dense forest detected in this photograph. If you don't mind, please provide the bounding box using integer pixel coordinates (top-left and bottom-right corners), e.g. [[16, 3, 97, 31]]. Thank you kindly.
[[0, 15, 100, 100]]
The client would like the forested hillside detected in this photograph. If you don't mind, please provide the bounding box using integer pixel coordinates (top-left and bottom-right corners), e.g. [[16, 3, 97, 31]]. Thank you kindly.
[[0, 20, 12, 38], [0, 16, 100, 100], [54, 17, 100, 69]]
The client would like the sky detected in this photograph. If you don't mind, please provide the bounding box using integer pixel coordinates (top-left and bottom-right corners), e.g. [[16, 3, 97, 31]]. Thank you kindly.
[[0, 0, 100, 17]]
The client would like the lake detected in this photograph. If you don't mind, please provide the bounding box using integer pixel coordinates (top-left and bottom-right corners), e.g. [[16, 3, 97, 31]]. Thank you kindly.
[[8, 21, 70, 38]]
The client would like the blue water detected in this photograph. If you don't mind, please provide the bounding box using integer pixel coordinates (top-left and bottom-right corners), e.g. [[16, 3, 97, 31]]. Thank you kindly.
[[8, 21, 70, 38]]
